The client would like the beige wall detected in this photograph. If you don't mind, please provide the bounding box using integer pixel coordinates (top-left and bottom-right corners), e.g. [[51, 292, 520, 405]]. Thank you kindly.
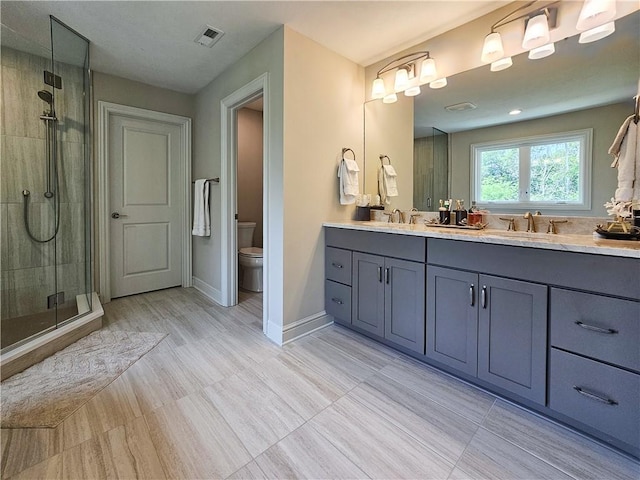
[[237, 108, 263, 247], [193, 27, 284, 334], [364, 96, 413, 209], [282, 26, 364, 328], [450, 102, 629, 217]]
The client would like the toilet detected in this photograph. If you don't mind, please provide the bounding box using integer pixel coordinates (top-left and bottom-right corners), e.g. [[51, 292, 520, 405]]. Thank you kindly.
[[237, 221, 263, 292]]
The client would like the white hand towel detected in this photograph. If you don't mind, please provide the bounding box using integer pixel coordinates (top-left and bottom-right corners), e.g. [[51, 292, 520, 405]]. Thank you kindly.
[[192, 179, 211, 236], [338, 158, 360, 205], [382, 164, 398, 198], [609, 115, 638, 201]]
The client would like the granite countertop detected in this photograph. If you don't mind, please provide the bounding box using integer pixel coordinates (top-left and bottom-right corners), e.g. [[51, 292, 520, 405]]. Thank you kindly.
[[323, 221, 640, 259]]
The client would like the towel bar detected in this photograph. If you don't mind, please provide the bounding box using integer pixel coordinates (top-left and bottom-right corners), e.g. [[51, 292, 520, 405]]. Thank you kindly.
[[191, 178, 220, 184]]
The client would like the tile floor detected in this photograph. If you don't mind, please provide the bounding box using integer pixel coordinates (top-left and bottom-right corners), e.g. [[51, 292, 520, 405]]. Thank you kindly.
[[1, 287, 638, 479]]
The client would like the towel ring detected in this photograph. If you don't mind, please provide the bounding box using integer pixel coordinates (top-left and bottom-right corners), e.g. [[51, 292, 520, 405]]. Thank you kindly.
[[379, 155, 391, 166], [342, 148, 356, 160]]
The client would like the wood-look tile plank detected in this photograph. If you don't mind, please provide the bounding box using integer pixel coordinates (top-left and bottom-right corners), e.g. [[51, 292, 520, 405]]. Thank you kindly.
[[455, 427, 573, 480], [255, 423, 370, 479], [483, 400, 640, 480], [380, 356, 495, 423], [310, 396, 454, 479], [61, 416, 166, 479], [247, 353, 344, 420], [312, 325, 400, 370], [227, 460, 268, 480], [349, 373, 479, 463], [284, 336, 377, 391], [61, 374, 143, 450], [146, 392, 251, 479], [202, 370, 305, 457], [6, 453, 63, 480], [1, 427, 62, 479]]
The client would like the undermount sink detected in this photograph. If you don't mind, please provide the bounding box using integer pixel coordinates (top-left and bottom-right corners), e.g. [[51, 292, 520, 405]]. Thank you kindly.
[[481, 229, 560, 240]]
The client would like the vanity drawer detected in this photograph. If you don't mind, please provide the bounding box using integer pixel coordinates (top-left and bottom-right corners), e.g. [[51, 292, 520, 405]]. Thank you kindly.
[[549, 348, 640, 450], [550, 288, 640, 372], [325, 247, 352, 285], [325, 280, 351, 325]]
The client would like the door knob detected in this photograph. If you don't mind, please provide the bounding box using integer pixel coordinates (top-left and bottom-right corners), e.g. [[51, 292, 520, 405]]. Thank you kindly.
[[111, 212, 128, 219]]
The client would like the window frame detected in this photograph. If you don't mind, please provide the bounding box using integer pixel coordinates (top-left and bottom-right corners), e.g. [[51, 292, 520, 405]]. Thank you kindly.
[[470, 129, 592, 211]]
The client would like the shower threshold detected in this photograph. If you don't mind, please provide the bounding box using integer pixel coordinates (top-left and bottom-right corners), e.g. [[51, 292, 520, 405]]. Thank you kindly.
[[0, 292, 103, 380]]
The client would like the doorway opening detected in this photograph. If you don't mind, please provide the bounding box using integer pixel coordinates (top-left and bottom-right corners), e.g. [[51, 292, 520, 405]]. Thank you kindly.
[[236, 97, 264, 332]]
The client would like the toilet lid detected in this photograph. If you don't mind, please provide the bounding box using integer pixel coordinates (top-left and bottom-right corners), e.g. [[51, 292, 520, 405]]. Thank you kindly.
[[239, 247, 263, 257]]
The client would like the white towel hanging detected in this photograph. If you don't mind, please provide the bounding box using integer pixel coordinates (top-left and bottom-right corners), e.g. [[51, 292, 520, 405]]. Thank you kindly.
[[338, 157, 360, 205], [192, 179, 211, 236]]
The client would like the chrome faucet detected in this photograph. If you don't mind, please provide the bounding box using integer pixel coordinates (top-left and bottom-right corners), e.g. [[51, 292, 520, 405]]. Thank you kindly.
[[523, 211, 540, 232], [383, 208, 400, 223], [409, 208, 420, 224]]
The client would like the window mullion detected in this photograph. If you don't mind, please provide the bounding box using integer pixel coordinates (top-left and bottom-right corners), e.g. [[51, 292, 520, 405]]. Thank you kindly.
[[519, 146, 530, 202]]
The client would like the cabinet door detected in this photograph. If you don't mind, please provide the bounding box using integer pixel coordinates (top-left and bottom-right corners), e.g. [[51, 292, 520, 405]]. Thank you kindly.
[[352, 252, 385, 337], [384, 258, 425, 353], [426, 266, 478, 376], [478, 275, 547, 404]]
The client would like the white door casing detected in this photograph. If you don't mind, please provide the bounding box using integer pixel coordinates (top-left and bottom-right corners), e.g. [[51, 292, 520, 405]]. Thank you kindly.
[[98, 102, 191, 302]]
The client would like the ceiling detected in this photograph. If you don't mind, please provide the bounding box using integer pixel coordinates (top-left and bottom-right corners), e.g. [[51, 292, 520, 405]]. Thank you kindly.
[[0, 1, 506, 94]]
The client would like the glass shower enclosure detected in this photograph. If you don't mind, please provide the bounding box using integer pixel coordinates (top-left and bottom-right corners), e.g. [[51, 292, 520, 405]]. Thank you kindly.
[[414, 127, 449, 211], [1, 16, 92, 352]]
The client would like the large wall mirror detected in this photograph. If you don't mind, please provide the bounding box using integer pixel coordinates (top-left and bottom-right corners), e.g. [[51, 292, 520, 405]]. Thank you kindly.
[[364, 10, 639, 215]]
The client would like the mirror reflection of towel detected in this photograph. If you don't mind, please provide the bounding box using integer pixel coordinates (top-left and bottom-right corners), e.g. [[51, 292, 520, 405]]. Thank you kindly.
[[378, 164, 398, 204], [609, 114, 639, 201], [338, 158, 360, 205]]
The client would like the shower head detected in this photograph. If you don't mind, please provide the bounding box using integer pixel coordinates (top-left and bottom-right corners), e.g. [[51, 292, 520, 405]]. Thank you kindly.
[[38, 90, 53, 104]]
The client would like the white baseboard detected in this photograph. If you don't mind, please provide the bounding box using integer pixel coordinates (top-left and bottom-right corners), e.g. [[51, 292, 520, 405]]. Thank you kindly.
[[192, 276, 223, 305], [281, 311, 333, 345]]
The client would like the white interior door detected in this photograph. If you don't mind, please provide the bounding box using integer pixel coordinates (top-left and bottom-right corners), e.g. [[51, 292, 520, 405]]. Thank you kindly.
[[109, 114, 183, 298]]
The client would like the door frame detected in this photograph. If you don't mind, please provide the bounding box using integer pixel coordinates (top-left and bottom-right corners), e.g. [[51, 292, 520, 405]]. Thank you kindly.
[[220, 73, 269, 334], [97, 101, 192, 302]]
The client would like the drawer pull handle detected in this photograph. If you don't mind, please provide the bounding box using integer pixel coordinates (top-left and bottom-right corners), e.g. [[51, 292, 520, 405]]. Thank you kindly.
[[378, 266, 383, 283], [385, 268, 390, 285], [575, 321, 618, 335], [469, 284, 475, 307], [481, 286, 487, 309], [331, 262, 344, 269], [331, 298, 344, 305], [573, 386, 618, 406]]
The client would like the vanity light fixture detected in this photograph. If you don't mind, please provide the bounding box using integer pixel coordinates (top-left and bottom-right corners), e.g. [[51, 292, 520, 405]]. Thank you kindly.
[[372, 51, 444, 101], [579, 21, 615, 43], [576, 0, 616, 31], [479, 1, 559, 72], [528, 42, 555, 59]]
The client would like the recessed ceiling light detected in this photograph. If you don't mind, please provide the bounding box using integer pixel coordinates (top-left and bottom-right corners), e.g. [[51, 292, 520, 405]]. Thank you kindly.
[[509, 109, 522, 115]]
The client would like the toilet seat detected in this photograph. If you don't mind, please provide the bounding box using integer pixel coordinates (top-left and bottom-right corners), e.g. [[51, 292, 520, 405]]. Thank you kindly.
[[239, 247, 263, 258]]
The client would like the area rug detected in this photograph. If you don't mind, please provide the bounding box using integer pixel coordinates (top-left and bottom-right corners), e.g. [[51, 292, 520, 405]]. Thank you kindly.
[[1, 330, 166, 428]]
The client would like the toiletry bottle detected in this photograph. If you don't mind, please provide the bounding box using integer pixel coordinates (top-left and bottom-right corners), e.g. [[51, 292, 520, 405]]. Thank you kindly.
[[455, 200, 467, 225], [440, 199, 450, 225], [468, 200, 481, 226]]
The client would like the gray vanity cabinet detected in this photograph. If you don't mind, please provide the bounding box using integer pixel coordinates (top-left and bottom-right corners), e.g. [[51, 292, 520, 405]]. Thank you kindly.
[[426, 265, 547, 404], [352, 252, 425, 353]]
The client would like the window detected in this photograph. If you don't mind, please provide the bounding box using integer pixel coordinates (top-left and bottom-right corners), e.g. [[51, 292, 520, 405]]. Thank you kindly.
[[471, 129, 592, 210]]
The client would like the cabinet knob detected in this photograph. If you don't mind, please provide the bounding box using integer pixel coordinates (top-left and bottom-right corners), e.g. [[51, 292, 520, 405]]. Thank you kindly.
[[331, 297, 344, 305]]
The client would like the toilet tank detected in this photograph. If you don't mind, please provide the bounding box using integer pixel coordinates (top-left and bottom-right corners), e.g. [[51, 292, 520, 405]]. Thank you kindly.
[[237, 221, 256, 249]]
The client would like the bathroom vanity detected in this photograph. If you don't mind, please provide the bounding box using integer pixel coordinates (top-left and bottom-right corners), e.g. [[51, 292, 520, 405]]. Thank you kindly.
[[324, 222, 640, 458]]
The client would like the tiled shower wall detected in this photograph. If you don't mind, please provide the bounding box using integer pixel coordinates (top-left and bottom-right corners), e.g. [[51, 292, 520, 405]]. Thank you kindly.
[[1, 47, 87, 320]]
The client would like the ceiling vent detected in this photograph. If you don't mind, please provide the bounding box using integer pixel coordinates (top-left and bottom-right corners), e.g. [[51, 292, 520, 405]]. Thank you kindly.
[[445, 102, 477, 112], [194, 25, 224, 48]]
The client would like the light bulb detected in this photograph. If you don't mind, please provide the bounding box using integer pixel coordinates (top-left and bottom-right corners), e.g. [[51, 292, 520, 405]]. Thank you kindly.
[[576, 0, 616, 31], [490, 57, 513, 72], [420, 58, 437, 83], [371, 78, 386, 99], [522, 13, 550, 50], [528, 42, 555, 60], [481, 32, 504, 64], [382, 93, 398, 104], [579, 21, 615, 43], [394, 67, 410, 92]]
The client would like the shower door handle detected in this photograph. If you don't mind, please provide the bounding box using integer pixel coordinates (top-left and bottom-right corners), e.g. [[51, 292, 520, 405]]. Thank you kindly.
[[111, 212, 128, 219]]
